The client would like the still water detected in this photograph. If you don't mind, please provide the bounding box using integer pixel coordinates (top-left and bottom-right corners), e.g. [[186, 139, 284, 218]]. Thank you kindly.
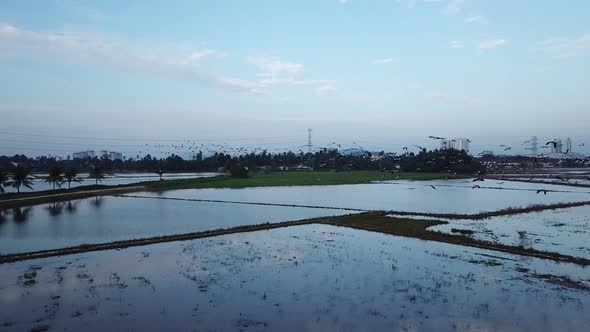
[[0, 196, 350, 254], [133, 179, 590, 214], [0, 224, 588, 331]]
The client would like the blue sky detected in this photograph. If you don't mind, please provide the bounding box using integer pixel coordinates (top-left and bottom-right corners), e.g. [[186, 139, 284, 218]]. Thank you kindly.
[[1, 0, 589, 157]]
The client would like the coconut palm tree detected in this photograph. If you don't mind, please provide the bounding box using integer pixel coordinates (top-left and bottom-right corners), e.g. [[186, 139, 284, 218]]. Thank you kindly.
[[88, 164, 106, 185], [64, 167, 82, 189], [45, 165, 64, 190], [7, 165, 34, 193], [0, 169, 9, 194], [154, 168, 164, 181]]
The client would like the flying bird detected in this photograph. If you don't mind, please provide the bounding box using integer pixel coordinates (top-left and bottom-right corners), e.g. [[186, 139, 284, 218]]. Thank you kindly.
[[472, 178, 485, 182], [546, 141, 558, 149], [472, 185, 481, 189], [430, 185, 437, 189], [536, 190, 548, 195], [428, 136, 445, 140]]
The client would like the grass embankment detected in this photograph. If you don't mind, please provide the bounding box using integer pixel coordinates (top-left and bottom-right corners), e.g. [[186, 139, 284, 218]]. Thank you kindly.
[[0, 171, 448, 208], [145, 171, 448, 191], [3, 211, 589, 266], [323, 212, 590, 265]]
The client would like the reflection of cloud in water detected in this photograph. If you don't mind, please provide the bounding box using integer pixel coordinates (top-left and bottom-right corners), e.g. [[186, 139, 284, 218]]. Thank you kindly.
[[0, 225, 589, 331]]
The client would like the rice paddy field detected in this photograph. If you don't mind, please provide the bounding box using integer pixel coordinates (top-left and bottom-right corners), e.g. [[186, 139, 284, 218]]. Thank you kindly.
[[1, 175, 590, 331]]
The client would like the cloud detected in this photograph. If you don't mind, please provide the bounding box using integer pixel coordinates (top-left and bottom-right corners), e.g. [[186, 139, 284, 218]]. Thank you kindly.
[[397, 0, 443, 9], [250, 56, 334, 91], [251, 56, 304, 78], [372, 57, 397, 65], [449, 40, 464, 49], [479, 39, 506, 49], [315, 85, 337, 96], [444, 0, 466, 14], [0, 23, 262, 94], [338, 0, 349, 3], [464, 15, 484, 24], [537, 34, 590, 59]]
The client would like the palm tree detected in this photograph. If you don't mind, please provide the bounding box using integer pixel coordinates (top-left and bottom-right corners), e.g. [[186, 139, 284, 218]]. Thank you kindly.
[[0, 169, 9, 194], [88, 164, 106, 185], [7, 165, 34, 193], [154, 167, 164, 181], [64, 167, 82, 189], [45, 165, 64, 190]]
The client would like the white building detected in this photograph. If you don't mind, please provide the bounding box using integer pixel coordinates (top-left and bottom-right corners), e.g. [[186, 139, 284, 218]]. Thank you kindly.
[[551, 138, 563, 154], [109, 151, 123, 161], [100, 150, 123, 160], [73, 150, 95, 159], [440, 138, 470, 153], [565, 137, 572, 153]]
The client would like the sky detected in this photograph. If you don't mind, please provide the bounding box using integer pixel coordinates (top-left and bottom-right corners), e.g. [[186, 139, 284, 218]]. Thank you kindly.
[[1, 0, 589, 158]]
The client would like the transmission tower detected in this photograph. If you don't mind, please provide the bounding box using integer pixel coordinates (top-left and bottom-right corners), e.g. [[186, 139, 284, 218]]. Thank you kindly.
[[530, 136, 538, 156], [305, 129, 313, 154]]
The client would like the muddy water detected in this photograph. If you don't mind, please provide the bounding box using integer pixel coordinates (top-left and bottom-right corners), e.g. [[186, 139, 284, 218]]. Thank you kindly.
[[1, 224, 589, 331], [428, 205, 590, 259]]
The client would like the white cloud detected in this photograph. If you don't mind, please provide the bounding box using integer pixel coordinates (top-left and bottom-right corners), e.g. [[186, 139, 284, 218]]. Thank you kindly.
[[537, 34, 590, 59], [372, 57, 397, 65], [250, 56, 334, 91], [479, 39, 506, 49], [315, 85, 337, 96], [464, 15, 484, 24], [449, 40, 464, 49], [0, 22, 262, 94], [444, 0, 466, 14], [251, 56, 304, 78]]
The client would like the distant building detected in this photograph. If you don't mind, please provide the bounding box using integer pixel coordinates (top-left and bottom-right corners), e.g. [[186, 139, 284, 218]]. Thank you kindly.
[[551, 138, 563, 154], [440, 138, 470, 153], [73, 150, 95, 159], [100, 150, 123, 160], [109, 152, 123, 161], [565, 137, 573, 153]]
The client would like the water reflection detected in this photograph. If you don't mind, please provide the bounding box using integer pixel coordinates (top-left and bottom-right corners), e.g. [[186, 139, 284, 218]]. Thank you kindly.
[[65, 201, 77, 214], [46, 202, 64, 217], [90, 196, 104, 209], [12, 207, 32, 223]]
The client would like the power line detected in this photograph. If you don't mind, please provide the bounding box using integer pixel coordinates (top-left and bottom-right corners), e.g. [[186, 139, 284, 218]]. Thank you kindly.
[[0, 131, 299, 142]]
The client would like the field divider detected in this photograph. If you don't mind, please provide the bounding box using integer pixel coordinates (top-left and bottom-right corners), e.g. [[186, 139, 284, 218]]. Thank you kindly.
[[114, 194, 370, 212]]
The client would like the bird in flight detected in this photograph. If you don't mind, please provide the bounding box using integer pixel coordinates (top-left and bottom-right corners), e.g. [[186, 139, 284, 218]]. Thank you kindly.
[[546, 141, 558, 149], [472, 185, 481, 189], [428, 136, 445, 140], [430, 185, 437, 189], [536, 189, 548, 195]]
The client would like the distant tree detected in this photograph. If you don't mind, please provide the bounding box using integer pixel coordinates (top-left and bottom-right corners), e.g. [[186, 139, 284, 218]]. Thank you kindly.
[[229, 164, 249, 178], [45, 165, 64, 190], [7, 165, 34, 193], [0, 169, 8, 194], [154, 161, 165, 180], [88, 165, 106, 185], [64, 167, 82, 189]]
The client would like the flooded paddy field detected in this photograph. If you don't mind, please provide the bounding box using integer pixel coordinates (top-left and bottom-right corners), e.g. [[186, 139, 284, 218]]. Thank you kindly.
[[428, 205, 590, 259], [131, 179, 590, 214], [0, 196, 350, 255], [1, 224, 589, 331]]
